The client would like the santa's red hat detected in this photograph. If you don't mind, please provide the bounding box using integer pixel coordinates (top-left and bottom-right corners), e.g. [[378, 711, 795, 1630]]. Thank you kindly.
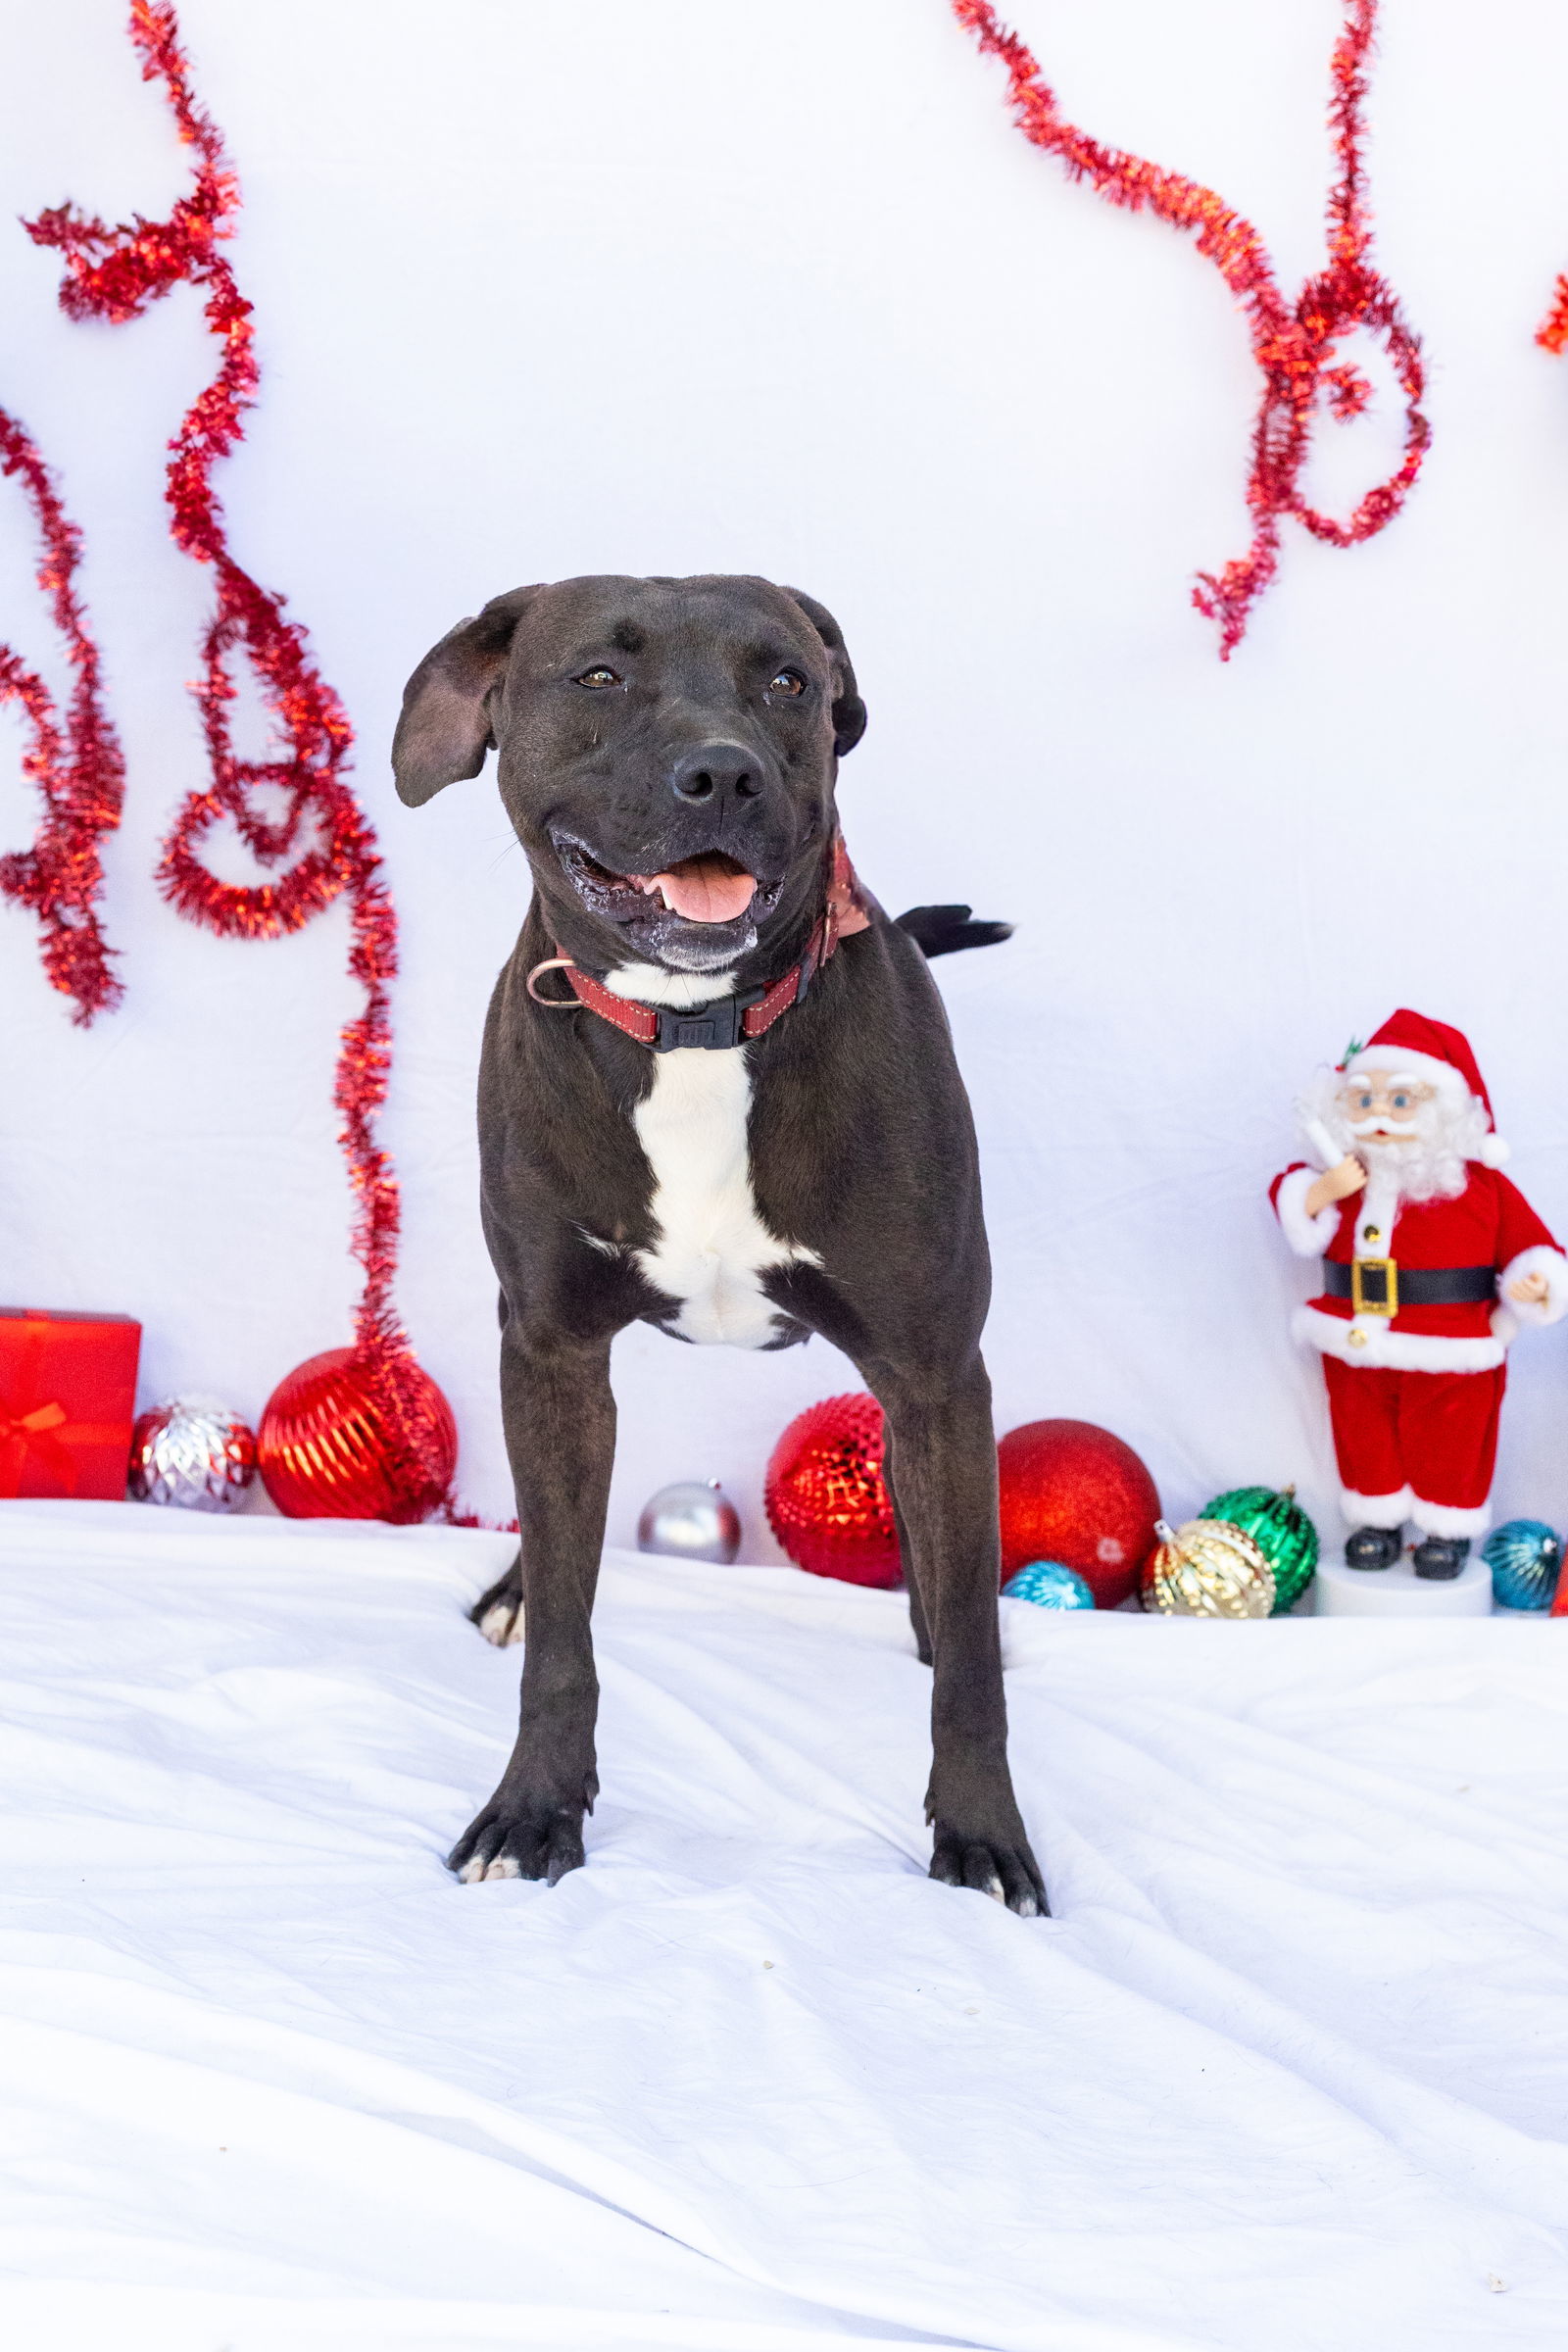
[[1341, 1009, 1508, 1166]]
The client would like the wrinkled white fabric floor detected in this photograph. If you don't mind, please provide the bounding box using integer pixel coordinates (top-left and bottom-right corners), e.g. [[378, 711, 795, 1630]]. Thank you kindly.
[[1, 1503, 1565, 2351]]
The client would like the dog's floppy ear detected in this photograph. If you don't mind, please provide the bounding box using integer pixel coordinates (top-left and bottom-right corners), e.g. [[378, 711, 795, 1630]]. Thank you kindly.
[[782, 587, 867, 758], [391, 586, 542, 808]]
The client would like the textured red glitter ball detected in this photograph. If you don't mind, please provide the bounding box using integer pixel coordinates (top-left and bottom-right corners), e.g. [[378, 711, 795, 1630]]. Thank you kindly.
[[998, 1419, 1160, 1609], [258, 1348, 457, 1523], [764, 1393, 902, 1588]]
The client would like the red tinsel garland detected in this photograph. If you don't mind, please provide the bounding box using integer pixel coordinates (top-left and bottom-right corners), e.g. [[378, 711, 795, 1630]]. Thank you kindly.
[[952, 0, 1429, 658], [22, 0, 452, 1516], [1537, 277, 1568, 356], [0, 413, 125, 1020]]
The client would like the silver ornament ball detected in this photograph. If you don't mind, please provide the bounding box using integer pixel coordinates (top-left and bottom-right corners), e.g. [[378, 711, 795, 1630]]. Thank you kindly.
[[128, 1395, 258, 1512], [637, 1478, 742, 1564]]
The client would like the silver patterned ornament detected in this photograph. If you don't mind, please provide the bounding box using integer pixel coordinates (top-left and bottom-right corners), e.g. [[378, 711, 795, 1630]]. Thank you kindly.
[[128, 1395, 258, 1512], [1482, 1519, 1563, 1611], [637, 1478, 742, 1564]]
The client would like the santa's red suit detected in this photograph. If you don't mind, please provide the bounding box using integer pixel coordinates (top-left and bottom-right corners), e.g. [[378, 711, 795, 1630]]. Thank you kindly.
[[1271, 1011, 1568, 1537]]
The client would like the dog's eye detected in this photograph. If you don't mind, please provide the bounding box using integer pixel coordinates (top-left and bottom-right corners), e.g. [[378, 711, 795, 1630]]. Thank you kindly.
[[573, 666, 620, 690], [766, 669, 806, 698]]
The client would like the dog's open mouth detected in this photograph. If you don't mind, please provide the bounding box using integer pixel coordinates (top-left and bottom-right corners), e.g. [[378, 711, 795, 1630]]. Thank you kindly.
[[554, 835, 782, 932]]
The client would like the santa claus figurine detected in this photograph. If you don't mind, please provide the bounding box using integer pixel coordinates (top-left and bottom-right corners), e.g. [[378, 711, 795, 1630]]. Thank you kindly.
[[1272, 1010, 1568, 1578]]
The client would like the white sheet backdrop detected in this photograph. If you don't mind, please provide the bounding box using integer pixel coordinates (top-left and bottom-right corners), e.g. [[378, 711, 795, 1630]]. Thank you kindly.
[[3, 1502, 1566, 2348], [6, 0, 1568, 1544]]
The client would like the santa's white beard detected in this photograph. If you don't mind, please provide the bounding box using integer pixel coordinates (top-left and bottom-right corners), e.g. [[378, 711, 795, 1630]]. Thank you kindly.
[[1305, 1069, 1488, 1204]]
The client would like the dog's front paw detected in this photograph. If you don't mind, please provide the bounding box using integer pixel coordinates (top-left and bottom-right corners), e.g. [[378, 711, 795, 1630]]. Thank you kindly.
[[468, 1553, 524, 1647], [929, 1824, 1048, 1918], [446, 1786, 591, 1886]]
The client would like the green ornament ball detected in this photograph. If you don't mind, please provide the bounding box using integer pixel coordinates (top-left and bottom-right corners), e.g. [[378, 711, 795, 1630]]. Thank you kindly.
[[1200, 1485, 1319, 1614]]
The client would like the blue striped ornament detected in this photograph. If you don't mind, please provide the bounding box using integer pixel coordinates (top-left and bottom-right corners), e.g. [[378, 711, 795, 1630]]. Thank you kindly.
[[1482, 1519, 1563, 1612], [1003, 1559, 1096, 1610]]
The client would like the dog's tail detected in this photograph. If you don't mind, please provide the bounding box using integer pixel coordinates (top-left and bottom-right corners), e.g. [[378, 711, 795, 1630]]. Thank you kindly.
[[895, 904, 1013, 958]]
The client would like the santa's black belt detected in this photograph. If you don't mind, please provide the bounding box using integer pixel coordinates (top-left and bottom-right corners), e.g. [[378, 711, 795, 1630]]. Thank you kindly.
[[1322, 1260, 1495, 1312]]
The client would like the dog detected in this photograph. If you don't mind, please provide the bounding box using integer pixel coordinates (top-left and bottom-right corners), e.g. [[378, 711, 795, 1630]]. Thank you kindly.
[[393, 574, 1045, 1916]]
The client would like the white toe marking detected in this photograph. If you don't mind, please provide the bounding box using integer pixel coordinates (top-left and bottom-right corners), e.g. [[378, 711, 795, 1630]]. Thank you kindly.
[[479, 1599, 524, 1647], [483, 1855, 520, 1882], [458, 1857, 487, 1885]]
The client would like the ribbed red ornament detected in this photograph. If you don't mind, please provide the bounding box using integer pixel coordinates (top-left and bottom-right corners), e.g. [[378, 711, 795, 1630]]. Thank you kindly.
[[998, 1419, 1160, 1609], [764, 1394, 902, 1588], [258, 1348, 457, 1524]]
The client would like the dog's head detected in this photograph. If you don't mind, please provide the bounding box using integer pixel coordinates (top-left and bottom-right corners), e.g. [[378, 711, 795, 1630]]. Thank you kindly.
[[392, 573, 865, 974]]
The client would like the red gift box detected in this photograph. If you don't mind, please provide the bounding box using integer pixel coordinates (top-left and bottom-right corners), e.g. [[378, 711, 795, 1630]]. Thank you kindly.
[[0, 1309, 141, 1500]]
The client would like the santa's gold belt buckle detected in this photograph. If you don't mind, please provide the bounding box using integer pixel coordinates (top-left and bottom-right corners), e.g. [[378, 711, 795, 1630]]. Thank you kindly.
[[1351, 1256, 1397, 1316]]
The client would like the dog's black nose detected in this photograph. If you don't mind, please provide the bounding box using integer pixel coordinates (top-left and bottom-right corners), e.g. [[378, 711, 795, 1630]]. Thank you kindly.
[[668, 742, 763, 804]]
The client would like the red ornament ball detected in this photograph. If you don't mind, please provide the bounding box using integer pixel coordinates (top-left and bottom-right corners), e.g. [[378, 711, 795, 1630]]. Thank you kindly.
[[765, 1393, 902, 1588], [998, 1419, 1160, 1609], [258, 1348, 457, 1523]]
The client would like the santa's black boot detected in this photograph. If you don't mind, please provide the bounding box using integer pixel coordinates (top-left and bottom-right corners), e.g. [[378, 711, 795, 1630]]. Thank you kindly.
[[1345, 1525, 1402, 1571], [1412, 1535, 1470, 1581]]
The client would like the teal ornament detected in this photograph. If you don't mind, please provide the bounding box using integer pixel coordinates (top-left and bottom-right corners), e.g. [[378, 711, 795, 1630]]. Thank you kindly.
[[1003, 1560, 1096, 1610], [1482, 1519, 1562, 1611]]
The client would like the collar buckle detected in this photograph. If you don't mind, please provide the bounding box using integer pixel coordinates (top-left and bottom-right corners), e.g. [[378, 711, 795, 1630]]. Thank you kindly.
[[651, 986, 765, 1053]]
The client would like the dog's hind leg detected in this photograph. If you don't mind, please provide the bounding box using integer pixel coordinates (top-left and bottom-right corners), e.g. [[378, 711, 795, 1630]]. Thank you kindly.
[[873, 1357, 1046, 1918], [469, 1551, 524, 1646], [881, 1427, 932, 1664], [465, 1293, 527, 1643], [447, 1323, 615, 1886]]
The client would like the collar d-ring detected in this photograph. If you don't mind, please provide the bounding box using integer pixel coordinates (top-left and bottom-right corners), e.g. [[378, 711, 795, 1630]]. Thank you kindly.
[[525, 954, 580, 1006]]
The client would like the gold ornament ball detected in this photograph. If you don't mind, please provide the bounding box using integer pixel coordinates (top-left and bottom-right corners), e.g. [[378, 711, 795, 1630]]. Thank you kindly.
[[1142, 1517, 1276, 1618]]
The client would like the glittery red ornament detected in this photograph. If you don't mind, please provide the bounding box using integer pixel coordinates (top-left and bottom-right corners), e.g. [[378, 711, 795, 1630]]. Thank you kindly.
[[258, 1348, 458, 1524], [998, 1419, 1160, 1610], [764, 1394, 902, 1588]]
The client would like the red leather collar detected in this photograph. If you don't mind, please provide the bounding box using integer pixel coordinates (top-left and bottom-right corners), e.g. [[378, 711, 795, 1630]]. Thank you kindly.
[[527, 832, 869, 1054]]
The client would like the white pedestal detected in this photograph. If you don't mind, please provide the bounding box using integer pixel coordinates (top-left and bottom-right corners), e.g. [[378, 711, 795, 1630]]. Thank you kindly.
[[1314, 1550, 1494, 1617]]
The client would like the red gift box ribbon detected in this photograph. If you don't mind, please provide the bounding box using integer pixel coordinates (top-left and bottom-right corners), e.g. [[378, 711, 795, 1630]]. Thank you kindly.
[[0, 1395, 76, 1494], [0, 1395, 130, 1496], [0, 1312, 136, 1498]]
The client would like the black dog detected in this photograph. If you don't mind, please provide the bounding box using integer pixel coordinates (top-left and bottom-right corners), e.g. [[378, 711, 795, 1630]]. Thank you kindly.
[[393, 574, 1044, 1916]]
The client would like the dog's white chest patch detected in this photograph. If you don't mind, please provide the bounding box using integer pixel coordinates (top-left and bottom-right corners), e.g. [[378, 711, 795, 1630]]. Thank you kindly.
[[631, 1045, 812, 1348]]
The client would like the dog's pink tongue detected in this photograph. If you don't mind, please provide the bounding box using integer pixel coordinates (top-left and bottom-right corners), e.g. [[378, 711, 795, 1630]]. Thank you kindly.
[[647, 854, 758, 924]]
